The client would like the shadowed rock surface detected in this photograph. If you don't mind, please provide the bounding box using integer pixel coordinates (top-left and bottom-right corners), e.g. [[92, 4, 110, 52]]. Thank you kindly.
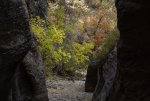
[[85, 63, 98, 92], [92, 47, 117, 101], [85, 46, 117, 93], [26, 0, 48, 18], [12, 41, 49, 101], [93, 0, 150, 101], [11, 0, 49, 101], [0, 0, 32, 100], [0, 0, 49, 101]]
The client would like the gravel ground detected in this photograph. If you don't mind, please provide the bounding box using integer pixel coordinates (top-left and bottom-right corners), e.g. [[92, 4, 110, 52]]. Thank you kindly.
[[46, 78, 93, 101]]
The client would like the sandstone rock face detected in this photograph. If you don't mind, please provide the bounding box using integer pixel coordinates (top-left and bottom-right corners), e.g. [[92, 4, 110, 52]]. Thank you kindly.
[[12, 42, 49, 101], [85, 46, 117, 93], [92, 47, 117, 101], [25, 0, 48, 18], [0, 0, 48, 101], [108, 1, 150, 101], [93, 0, 150, 101], [0, 0, 32, 100], [85, 64, 98, 92]]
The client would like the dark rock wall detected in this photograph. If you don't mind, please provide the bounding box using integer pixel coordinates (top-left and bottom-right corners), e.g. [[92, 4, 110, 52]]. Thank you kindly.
[[85, 45, 117, 93], [0, 0, 32, 100], [12, 41, 49, 101], [93, 0, 150, 101], [107, 0, 150, 101], [23, 44, 48, 101], [25, 0, 48, 18], [11, 0, 49, 101], [92, 46, 117, 101], [0, 0, 49, 101], [85, 64, 98, 92]]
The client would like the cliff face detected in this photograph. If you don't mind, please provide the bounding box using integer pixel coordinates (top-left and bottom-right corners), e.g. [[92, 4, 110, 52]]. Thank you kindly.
[[0, 0, 32, 100], [12, 0, 49, 101], [12, 42, 49, 101], [109, 0, 150, 101], [92, 0, 150, 101], [92, 46, 117, 101], [25, 0, 48, 18], [0, 0, 49, 101]]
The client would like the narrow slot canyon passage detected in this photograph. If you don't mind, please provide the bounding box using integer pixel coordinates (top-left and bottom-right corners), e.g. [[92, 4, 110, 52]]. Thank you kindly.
[[1, 0, 150, 101]]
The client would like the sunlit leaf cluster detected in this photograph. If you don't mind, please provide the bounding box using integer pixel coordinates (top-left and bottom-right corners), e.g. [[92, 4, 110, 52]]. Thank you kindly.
[[30, 7, 94, 76]]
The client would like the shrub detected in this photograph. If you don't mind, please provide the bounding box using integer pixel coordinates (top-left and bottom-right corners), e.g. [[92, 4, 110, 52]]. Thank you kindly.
[[91, 28, 119, 66], [30, 7, 94, 76]]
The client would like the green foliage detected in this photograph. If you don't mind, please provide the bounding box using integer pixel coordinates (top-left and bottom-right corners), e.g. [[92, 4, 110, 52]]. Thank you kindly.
[[30, 1, 117, 76], [30, 7, 94, 76], [92, 28, 119, 65]]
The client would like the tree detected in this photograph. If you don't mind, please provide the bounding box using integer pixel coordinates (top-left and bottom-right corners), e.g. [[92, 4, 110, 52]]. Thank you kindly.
[[85, 29, 119, 92], [85, 1, 117, 92], [31, 6, 94, 76]]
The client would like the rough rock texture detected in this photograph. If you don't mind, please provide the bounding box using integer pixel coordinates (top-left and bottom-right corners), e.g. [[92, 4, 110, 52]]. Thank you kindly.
[[0, 0, 49, 101], [85, 44, 117, 93], [12, 41, 49, 101], [92, 47, 117, 101], [85, 65, 98, 92], [103, 0, 150, 101], [11, 0, 49, 101], [25, 0, 48, 18], [85, 46, 116, 93], [0, 0, 32, 100]]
